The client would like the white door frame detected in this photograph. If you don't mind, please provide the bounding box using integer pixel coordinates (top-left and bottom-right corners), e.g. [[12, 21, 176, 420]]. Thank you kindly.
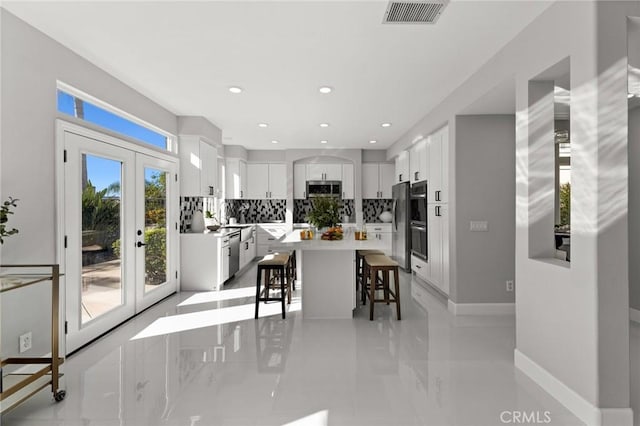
[[56, 120, 179, 353]]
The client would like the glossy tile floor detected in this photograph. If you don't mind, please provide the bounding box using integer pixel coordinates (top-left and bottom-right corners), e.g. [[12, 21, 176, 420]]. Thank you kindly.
[[6, 261, 637, 425]]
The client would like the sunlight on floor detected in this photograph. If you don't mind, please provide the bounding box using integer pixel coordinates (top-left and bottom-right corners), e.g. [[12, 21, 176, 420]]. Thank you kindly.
[[282, 410, 329, 426], [132, 297, 301, 340], [177, 287, 257, 307]]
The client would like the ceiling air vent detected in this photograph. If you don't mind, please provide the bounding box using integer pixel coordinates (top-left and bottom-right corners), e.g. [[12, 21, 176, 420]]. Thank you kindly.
[[383, 1, 448, 24]]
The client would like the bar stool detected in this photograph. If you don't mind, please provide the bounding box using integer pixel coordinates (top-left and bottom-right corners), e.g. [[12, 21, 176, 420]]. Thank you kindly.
[[255, 252, 291, 320], [288, 249, 297, 291], [362, 254, 401, 321], [356, 249, 384, 304]]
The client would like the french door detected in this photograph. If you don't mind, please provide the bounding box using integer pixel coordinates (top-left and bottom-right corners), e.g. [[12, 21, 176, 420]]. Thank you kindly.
[[61, 125, 178, 353]]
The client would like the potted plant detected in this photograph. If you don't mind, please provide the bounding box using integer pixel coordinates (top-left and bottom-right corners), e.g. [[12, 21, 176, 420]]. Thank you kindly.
[[305, 196, 341, 232], [204, 210, 220, 231], [0, 197, 19, 244]]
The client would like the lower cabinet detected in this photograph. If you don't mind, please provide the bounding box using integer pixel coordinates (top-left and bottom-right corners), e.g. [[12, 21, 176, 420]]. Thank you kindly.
[[257, 224, 288, 257], [366, 223, 392, 256], [180, 234, 224, 291], [410, 204, 449, 296]]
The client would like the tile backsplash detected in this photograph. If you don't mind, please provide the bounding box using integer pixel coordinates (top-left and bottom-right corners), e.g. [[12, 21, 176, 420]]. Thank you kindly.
[[222, 199, 286, 224], [363, 199, 393, 223], [180, 196, 203, 233], [293, 199, 355, 223]]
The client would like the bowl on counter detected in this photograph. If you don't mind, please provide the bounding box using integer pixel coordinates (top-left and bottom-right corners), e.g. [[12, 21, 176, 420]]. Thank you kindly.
[[206, 225, 221, 231]]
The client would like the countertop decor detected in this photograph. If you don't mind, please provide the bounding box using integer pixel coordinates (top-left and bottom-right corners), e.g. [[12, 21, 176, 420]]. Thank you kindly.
[[305, 196, 341, 229]]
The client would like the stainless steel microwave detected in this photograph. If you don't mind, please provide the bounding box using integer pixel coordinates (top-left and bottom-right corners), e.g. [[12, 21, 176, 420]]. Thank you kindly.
[[306, 181, 342, 198]]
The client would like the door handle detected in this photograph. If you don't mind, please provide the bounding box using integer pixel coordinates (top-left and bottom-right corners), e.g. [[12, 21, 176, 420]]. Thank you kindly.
[[303, 191, 306, 198], [240, 190, 243, 198], [136, 241, 146, 247], [414, 171, 418, 180], [399, 174, 402, 182], [266, 191, 269, 198]]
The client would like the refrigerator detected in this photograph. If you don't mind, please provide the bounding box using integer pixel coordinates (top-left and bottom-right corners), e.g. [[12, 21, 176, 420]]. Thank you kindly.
[[392, 182, 411, 271]]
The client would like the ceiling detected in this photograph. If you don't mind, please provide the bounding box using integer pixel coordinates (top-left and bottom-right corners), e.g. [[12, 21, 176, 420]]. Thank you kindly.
[[3, 1, 552, 150]]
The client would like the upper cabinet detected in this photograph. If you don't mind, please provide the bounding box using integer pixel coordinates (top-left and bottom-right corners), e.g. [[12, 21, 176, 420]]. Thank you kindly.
[[245, 163, 287, 200], [395, 150, 410, 183], [179, 135, 218, 197], [225, 158, 247, 199], [409, 139, 428, 184], [342, 163, 354, 200], [362, 163, 394, 199], [428, 126, 449, 203], [294, 163, 307, 199], [307, 163, 342, 181], [294, 162, 352, 199]]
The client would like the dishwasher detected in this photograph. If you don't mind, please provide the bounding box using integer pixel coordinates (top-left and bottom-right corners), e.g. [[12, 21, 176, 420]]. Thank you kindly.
[[228, 231, 241, 279]]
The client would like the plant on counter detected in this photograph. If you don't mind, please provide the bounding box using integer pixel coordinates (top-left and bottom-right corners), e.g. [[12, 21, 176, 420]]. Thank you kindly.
[[305, 196, 341, 229], [0, 197, 19, 244]]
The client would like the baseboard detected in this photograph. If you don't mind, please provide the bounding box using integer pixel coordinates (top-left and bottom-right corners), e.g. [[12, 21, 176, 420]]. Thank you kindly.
[[447, 300, 515, 315], [514, 349, 633, 426], [630, 308, 640, 324]]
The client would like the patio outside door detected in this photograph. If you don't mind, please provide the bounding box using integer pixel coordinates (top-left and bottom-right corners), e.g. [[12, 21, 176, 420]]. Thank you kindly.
[[62, 128, 177, 353]]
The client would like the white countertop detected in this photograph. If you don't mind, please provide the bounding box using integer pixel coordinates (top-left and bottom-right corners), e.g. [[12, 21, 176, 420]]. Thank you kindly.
[[274, 229, 386, 251]]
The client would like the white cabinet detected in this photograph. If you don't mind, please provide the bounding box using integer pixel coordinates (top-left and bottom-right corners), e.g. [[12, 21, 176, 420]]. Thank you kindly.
[[366, 223, 392, 256], [362, 164, 379, 199], [410, 139, 428, 183], [179, 136, 218, 197], [411, 253, 430, 283], [307, 163, 342, 181], [342, 163, 354, 199], [428, 126, 449, 203], [225, 158, 247, 199], [200, 142, 218, 197], [379, 163, 394, 198], [362, 163, 394, 199], [426, 204, 449, 295], [294, 164, 307, 199], [256, 223, 288, 257], [246, 163, 287, 199], [395, 151, 410, 184], [222, 240, 230, 283], [246, 163, 270, 199], [180, 234, 224, 291], [268, 163, 287, 199], [240, 226, 257, 270]]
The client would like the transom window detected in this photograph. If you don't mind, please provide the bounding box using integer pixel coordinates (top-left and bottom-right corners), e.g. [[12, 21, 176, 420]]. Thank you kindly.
[[57, 83, 173, 152]]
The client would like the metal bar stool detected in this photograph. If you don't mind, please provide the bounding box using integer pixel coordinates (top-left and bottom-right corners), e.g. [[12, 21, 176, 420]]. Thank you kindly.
[[363, 254, 401, 321], [356, 249, 384, 304], [255, 252, 291, 320]]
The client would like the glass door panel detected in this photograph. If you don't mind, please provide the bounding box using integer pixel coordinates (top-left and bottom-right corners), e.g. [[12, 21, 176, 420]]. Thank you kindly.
[[81, 155, 124, 323], [143, 167, 168, 292], [135, 154, 177, 312]]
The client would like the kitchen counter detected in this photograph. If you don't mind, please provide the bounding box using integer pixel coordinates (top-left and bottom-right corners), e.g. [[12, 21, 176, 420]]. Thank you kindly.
[[270, 230, 385, 319]]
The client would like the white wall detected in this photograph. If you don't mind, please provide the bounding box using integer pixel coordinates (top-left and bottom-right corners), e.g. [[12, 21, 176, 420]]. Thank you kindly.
[[386, 1, 639, 421], [177, 116, 222, 147], [0, 10, 178, 358], [453, 115, 515, 305]]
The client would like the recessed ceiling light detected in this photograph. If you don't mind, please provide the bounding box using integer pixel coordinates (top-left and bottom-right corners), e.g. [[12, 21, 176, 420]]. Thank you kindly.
[[319, 86, 333, 94], [320, 140, 328, 144], [228, 86, 243, 94], [258, 123, 268, 128], [271, 140, 279, 144], [319, 123, 329, 128], [369, 140, 377, 144], [381, 122, 392, 128]]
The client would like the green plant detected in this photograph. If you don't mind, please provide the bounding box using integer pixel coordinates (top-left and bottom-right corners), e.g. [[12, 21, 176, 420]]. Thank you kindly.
[[82, 181, 120, 249], [305, 196, 341, 229], [559, 182, 570, 226], [205, 210, 214, 219], [0, 197, 19, 244], [112, 227, 166, 285]]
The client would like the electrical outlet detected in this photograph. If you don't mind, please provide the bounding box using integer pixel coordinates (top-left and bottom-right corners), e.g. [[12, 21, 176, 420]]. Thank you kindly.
[[506, 280, 514, 292], [19, 332, 32, 353]]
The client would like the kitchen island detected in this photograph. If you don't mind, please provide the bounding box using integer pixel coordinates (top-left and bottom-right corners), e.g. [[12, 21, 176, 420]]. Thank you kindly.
[[272, 229, 386, 319]]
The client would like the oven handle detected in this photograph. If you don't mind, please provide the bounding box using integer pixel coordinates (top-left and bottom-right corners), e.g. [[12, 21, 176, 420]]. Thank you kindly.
[[411, 224, 426, 230]]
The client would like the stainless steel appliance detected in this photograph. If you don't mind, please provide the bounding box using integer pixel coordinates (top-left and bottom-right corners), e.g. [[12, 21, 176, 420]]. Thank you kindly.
[[410, 180, 428, 260], [228, 231, 241, 279], [306, 180, 342, 198], [392, 182, 411, 270]]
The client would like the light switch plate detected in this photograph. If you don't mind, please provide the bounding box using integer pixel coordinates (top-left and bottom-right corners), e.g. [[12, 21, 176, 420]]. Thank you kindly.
[[470, 221, 488, 232]]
